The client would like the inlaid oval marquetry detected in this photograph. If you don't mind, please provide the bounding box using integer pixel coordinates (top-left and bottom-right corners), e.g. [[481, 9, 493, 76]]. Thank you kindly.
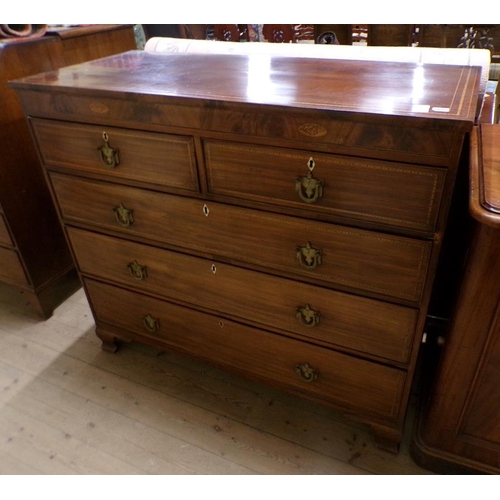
[[298, 123, 327, 138], [90, 101, 109, 114]]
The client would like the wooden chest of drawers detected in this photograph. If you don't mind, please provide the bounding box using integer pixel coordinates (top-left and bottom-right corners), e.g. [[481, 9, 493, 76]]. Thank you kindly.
[[0, 25, 137, 317], [12, 51, 479, 451]]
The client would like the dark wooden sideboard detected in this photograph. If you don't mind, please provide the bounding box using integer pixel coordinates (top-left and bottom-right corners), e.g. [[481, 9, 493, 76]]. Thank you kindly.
[[11, 51, 480, 450], [412, 124, 500, 473], [0, 24, 137, 317]]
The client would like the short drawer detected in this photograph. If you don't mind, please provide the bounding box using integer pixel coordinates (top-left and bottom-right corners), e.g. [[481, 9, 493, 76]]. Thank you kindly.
[[0, 247, 28, 285], [68, 227, 418, 363], [85, 278, 406, 420], [204, 140, 446, 233], [32, 119, 199, 192], [0, 215, 14, 247], [52, 173, 431, 302]]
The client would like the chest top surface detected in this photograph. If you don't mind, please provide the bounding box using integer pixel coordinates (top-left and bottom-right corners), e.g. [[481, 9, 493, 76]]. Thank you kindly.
[[11, 50, 480, 126]]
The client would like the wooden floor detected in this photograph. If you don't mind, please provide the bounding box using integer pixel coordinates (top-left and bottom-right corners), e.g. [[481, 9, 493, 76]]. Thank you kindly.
[[0, 281, 433, 475]]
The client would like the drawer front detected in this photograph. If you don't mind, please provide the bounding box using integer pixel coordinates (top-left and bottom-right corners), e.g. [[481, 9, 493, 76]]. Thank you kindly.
[[32, 119, 199, 192], [52, 173, 431, 302], [68, 227, 418, 363], [205, 140, 446, 233], [0, 215, 14, 247], [85, 278, 406, 420], [0, 247, 28, 285]]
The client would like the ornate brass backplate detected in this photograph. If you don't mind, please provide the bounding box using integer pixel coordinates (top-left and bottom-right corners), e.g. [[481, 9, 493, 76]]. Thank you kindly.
[[295, 157, 324, 203], [296, 242, 322, 269], [97, 131, 120, 168], [295, 362, 319, 382], [113, 203, 134, 227], [296, 304, 320, 327], [142, 314, 160, 333], [127, 260, 148, 280]]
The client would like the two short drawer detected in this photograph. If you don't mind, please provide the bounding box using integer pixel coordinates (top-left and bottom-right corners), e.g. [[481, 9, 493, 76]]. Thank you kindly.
[[85, 278, 406, 421], [69, 227, 418, 363], [51, 173, 431, 302]]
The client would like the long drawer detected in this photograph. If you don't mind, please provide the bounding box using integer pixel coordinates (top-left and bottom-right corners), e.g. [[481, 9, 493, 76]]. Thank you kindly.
[[204, 140, 446, 233], [32, 119, 199, 192], [68, 227, 418, 363], [51, 173, 431, 302], [85, 278, 406, 420], [0, 215, 14, 247], [0, 247, 28, 285]]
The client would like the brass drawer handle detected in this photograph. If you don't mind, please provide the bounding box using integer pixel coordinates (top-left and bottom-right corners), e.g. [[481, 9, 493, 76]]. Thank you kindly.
[[295, 362, 319, 383], [127, 260, 148, 280], [295, 171, 324, 204], [113, 203, 134, 227], [143, 314, 160, 333], [296, 242, 322, 269], [296, 304, 320, 327], [97, 132, 120, 168]]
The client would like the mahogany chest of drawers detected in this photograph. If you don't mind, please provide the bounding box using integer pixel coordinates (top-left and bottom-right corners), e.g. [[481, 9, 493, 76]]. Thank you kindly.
[[12, 51, 480, 450]]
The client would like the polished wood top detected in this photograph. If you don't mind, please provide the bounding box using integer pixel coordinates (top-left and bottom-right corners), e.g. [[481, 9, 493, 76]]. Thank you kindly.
[[11, 50, 480, 126], [470, 124, 500, 227]]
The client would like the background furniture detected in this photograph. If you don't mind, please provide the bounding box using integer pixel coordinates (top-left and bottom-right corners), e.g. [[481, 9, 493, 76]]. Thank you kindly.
[[139, 24, 499, 64], [367, 24, 415, 47], [262, 24, 296, 43], [412, 124, 500, 474], [213, 25, 250, 42], [0, 24, 137, 317], [142, 24, 201, 40], [12, 48, 480, 451]]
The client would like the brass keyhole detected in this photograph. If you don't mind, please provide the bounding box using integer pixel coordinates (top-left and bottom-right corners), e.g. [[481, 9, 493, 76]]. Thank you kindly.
[[211, 264, 217, 274], [203, 204, 210, 217], [307, 157, 315, 171]]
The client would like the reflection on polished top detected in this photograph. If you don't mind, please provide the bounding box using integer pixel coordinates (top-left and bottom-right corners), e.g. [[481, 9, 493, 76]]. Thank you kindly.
[[13, 50, 480, 124]]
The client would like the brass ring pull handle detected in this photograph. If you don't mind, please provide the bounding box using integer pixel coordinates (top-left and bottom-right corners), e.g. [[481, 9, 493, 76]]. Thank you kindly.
[[295, 171, 324, 204], [296, 304, 320, 327], [295, 362, 319, 383], [97, 131, 120, 168], [127, 260, 148, 281], [296, 242, 322, 270], [113, 203, 134, 227], [143, 314, 160, 333]]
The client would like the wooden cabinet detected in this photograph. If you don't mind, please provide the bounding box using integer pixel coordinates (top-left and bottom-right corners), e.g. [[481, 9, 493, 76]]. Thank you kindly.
[[0, 24, 137, 317], [412, 124, 500, 473], [11, 51, 479, 450]]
